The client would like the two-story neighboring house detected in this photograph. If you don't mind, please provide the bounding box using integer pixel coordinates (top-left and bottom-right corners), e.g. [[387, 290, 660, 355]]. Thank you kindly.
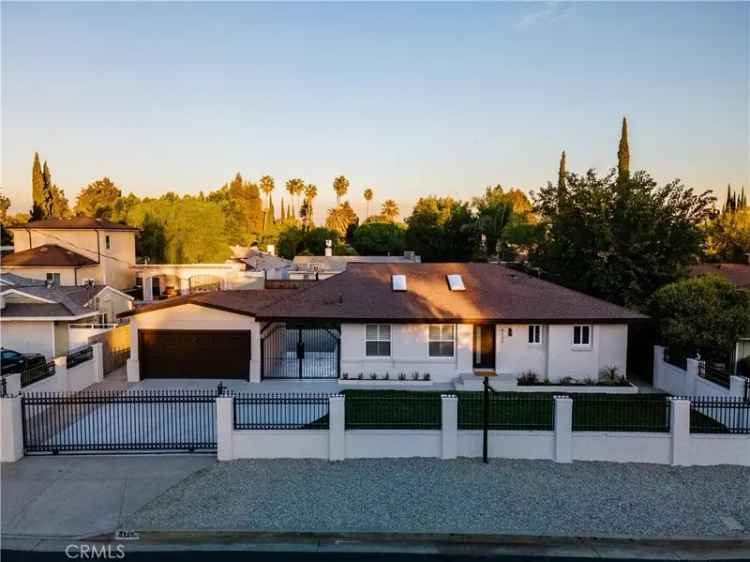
[[4, 217, 138, 290]]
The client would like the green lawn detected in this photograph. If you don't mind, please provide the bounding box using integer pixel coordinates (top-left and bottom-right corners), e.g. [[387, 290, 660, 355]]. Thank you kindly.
[[339, 389, 729, 433]]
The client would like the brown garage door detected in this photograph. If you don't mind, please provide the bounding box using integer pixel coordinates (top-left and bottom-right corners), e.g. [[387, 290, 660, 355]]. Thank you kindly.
[[139, 330, 251, 379]]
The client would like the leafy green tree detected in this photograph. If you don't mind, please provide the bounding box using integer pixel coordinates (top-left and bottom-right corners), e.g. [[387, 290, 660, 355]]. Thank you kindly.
[[74, 177, 122, 219], [303, 227, 339, 255], [363, 188, 373, 217], [381, 199, 399, 222], [649, 275, 750, 362], [136, 213, 167, 262], [532, 169, 714, 308], [405, 196, 479, 261], [333, 175, 349, 203], [558, 151, 567, 196], [277, 225, 306, 259], [352, 221, 405, 256]]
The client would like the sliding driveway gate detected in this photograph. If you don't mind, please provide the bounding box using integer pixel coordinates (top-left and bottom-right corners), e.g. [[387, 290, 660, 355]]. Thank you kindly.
[[261, 323, 340, 379], [21, 390, 217, 454]]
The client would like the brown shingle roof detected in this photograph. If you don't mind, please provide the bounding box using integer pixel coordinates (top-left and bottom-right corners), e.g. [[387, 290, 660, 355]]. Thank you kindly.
[[255, 263, 648, 323], [689, 263, 750, 288], [119, 289, 302, 318], [9, 217, 138, 231], [1, 244, 98, 267]]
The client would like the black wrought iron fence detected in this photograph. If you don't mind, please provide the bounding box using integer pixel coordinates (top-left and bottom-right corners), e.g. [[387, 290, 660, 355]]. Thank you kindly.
[[234, 393, 331, 430], [66, 345, 93, 369], [458, 393, 554, 430], [687, 396, 750, 434], [344, 392, 442, 430], [21, 360, 56, 388], [699, 362, 732, 389], [571, 395, 671, 432], [663, 348, 688, 370], [22, 390, 217, 454]]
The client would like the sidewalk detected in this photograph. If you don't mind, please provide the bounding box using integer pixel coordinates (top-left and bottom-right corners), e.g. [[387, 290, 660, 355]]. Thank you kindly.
[[1, 455, 214, 538]]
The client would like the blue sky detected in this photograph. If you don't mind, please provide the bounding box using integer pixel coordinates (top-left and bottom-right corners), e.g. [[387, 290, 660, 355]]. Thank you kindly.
[[2, 2, 748, 221]]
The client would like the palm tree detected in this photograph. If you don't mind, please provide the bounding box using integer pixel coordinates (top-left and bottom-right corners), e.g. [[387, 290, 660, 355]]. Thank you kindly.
[[325, 201, 357, 237], [302, 184, 318, 228], [381, 199, 399, 221], [363, 188, 374, 218], [285, 178, 304, 216], [259, 175, 275, 207], [333, 175, 349, 204]]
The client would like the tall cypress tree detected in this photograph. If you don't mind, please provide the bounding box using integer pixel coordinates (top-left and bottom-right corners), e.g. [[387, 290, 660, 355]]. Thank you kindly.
[[558, 150, 567, 192], [617, 117, 630, 182], [30, 152, 45, 219], [42, 161, 53, 217]]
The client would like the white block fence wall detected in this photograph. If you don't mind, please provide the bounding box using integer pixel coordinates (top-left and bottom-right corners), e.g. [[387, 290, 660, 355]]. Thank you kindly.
[[215, 394, 750, 466], [653, 345, 747, 398]]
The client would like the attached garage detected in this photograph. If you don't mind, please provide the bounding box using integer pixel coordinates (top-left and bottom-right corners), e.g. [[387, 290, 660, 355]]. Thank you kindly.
[[139, 329, 251, 379]]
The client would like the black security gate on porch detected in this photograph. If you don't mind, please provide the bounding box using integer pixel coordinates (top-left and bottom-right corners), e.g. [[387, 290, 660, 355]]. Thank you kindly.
[[21, 390, 217, 454], [261, 324, 340, 379]]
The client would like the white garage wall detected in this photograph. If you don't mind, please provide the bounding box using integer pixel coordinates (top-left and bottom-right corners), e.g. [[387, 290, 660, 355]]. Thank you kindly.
[[128, 304, 261, 382], [0, 321, 55, 358]]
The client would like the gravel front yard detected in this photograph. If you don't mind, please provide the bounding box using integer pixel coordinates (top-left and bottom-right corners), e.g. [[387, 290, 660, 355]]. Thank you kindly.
[[125, 458, 750, 538]]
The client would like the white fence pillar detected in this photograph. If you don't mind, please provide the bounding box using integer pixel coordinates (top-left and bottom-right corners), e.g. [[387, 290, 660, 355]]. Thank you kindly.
[[329, 395, 345, 461], [4, 373, 21, 397], [143, 275, 153, 303], [92, 343, 104, 383], [554, 396, 573, 463], [670, 398, 691, 466], [54, 356, 68, 392], [730, 376, 748, 398], [441, 394, 458, 460], [685, 359, 701, 396], [0, 396, 24, 462], [216, 395, 234, 461], [653, 345, 665, 390]]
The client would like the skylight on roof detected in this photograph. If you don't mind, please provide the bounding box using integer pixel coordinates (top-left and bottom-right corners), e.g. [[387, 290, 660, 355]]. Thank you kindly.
[[447, 274, 466, 291], [391, 274, 407, 291]]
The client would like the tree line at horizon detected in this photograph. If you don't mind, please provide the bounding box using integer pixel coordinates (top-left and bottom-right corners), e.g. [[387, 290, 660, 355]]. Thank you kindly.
[[0, 119, 748, 340]]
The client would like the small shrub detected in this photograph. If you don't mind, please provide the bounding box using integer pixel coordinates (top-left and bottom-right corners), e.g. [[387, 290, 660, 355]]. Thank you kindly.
[[357, 372, 364, 380], [598, 365, 626, 385], [412, 371, 419, 381], [383, 372, 390, 380], [582, 377, 595, 385], [423, 373, 431, 381], [560, 376, 578, 385], [369, 372, 378, 380], [398, 372, 406, 381], [342, 372, 349, 380], [517, 371, 540, 385]]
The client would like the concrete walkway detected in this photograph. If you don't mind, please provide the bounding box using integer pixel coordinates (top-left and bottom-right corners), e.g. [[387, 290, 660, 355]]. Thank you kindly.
[[1, 455, 214, 538]]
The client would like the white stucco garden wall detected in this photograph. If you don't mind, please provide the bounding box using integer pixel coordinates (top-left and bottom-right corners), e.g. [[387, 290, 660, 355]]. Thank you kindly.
[[127, 303, 261, 381], [0, 320, 55, 358]]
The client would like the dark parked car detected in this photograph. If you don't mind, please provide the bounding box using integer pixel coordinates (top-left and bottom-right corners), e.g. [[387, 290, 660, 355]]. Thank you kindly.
[[1, 348, 46, 376]]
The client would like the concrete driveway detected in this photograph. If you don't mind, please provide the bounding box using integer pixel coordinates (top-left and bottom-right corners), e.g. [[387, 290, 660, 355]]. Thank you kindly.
[[1, 455, 214, 538]]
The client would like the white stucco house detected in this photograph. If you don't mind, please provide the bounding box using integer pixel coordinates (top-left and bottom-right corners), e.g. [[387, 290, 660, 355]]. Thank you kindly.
[[5, 217, 139, 290], [0, 273, 134, 358], [119, 263, 646, 385]]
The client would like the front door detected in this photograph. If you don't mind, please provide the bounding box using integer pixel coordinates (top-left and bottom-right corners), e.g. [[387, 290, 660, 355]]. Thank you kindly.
[[473, 324, 496, 370]]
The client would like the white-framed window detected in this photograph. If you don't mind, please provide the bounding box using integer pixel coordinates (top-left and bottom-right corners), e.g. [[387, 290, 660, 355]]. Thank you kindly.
[[573, 325, 592, 347], [429, 324, 455, 357], [46, 272, 60, 286], [528, 325, 542, 345], [365, 324, 391, 356], [105, 235, 111, 250]]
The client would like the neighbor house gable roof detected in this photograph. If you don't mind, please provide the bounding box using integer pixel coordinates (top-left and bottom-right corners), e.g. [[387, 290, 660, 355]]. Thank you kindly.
[[8, 217, 139, 232], [1, 244, 98, 267], [689, 263, 750, 289], [0, 283, 100, 320], [118, 289, 302, 319], [255, 262, 648, 323]]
